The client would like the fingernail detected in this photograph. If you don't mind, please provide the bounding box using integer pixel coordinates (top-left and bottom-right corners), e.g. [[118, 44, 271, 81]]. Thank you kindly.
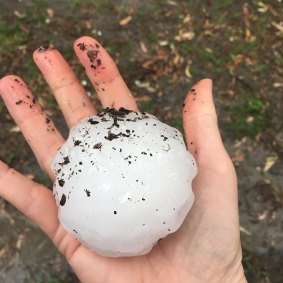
[[37, 41, 55, 53]]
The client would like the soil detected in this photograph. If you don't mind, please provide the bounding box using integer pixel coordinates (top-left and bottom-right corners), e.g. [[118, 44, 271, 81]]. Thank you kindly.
[[0, 1, 282, 282]]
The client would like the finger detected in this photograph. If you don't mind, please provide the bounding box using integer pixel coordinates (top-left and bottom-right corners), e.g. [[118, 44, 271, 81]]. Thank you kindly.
[[33, 47, 96, 128], [0, 160, 59, 238], [0, 75, 64, 178], [74, 36, 138, 111], [182, 79, 230, 169]]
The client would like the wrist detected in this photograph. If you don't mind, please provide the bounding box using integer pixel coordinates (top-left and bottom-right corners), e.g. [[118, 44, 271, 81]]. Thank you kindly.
[[211, 264, 247, 283], [185, 264, 247, 283]]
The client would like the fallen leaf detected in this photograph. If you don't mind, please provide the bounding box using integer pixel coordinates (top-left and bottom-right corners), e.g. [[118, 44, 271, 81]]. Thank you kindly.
[[263, 155, 278, 172], [245, 27, 256, 42], [158, 40, 169, 46], [174, 31, 195, 41], [271, 21, 283, 33], [142, 60, 155, 69], [183, 14, 191, 23], [85, 20, 92, 30], [38, 97, 47, 108], [257, 2, 268, 13], [173, 52, 181, 65], [135, 95, 151, 102], [45, 110, 55, 117], [232, 152, 245, 163], [240, 226, 252, 236], [134, 80, 150, 88], [14, 10, 25, 19], [257, 210, 268, 221], [167, 0, 177, 5], [140, 41, 148, 53], [16, 234, 25, 250], [119, 15, 132, 26], [233, 137, 247, 148], [273, 82, 283, 88], [25, 174, 35, 180], [0, 244, 9, 258], [246, 116, 254, 123], [9, 126, 21, 133], [185, 65, 192, 78], [46, 8, 54, 18]]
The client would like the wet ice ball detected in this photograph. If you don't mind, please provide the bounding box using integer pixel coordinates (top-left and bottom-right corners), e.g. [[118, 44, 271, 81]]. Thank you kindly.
[[51, 108, 197, 257]]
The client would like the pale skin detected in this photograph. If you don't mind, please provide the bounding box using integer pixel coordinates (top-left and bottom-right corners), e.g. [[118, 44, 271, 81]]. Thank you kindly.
[[0, 36, 247, 283]]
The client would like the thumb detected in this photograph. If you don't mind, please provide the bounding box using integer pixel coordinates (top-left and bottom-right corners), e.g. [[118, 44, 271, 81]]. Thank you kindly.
[[183, 79, 229, 170]]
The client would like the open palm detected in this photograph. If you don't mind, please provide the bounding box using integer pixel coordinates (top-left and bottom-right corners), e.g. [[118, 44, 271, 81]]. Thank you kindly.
[[0, 36, 246, 283]]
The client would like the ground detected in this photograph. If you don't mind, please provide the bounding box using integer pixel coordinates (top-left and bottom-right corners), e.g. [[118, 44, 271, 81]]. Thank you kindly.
[[0, 0, 282, 282]]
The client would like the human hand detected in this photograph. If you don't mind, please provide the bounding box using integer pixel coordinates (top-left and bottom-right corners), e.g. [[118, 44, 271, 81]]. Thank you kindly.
[[0, 36, 247, 283]]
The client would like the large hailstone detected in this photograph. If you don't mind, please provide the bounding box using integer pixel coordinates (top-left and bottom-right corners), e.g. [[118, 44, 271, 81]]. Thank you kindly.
[[51, 108, 197, 257]]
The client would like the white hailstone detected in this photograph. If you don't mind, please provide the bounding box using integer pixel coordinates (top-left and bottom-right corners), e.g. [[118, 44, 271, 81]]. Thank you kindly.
[[51, 108, 197, 257]]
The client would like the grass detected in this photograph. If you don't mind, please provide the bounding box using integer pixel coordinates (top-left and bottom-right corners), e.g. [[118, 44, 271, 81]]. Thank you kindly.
[[136, 2, 162, 17], [214, 0, 234, 9], [225, 97, 268, 138], [4, 152, 17, 167], [139, 101, 154, 113], [177, 42, 199, 57], [202, 49, 222, 69], [170, 116, 183, 131], [37, 272, 65, 283], [69, 0, 112, 12], [36, 175, 53, 188], [242, 236, 267, 282], [0, 20, 28, 54], [231, 40, 260, 56]]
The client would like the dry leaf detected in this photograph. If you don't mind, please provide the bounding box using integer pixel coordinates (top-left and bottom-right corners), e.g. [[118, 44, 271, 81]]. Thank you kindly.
[[233, 137, 247, 148], [142, 60, 155, 69], [158, 40, 169, 46], [46, 8, 54, 18], [135, 95, 151, 102], [257, 2, 268, 13], [183, 14, 191, 23], [25, 174, 35, 180], [245, 28, 256, 42], [14, 10, 25, 19], [140, 41, 148, 53], [38, 97, 47, 108], [271, 21, 283, 33], [45, 110, 55, 117], [16, 234, 25, 250], [173, 53, 181, 65], [85, 20, 92, 30], [246, 116, 254, 123], [119, 15, 132, 26], [257, 210, 268, 221], [0, 244, 9, 258], [185, 65, 192, 78], [9, 126, 21, 133], [167, 0, 177, 5], [232, 152, 245, 163], [240, 226, 252, 236], [263, 155, 278, 172], [20, 24, 30, 33], [273, 82, 283, 88], [175, 31, 195, 41], [134, 80, 150, 88]]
